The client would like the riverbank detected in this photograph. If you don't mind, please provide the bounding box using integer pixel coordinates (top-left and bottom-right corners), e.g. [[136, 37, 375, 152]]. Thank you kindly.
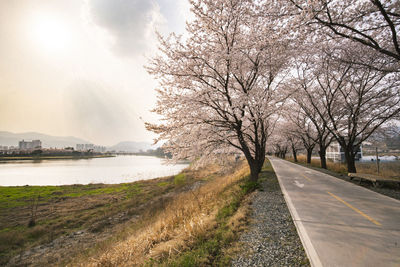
[[1, 160, 251, 266], [0, 167, 192, 265], [2, 158, 310, 266], [0, 154, 114, 161]]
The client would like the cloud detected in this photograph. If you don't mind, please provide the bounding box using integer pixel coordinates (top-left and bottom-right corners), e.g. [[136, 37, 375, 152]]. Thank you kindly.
[[87, 0, 189, 56], [88, 0, 164, 56]]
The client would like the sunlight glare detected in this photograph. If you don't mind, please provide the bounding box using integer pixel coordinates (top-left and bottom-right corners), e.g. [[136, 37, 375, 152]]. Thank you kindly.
[[29, 13, 72, 55]]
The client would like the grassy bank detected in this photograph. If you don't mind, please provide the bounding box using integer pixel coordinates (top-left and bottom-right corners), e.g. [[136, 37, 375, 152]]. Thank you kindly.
[[289, 155, 400, 180], [0, 166, 206, 265], [0, 154, 114, 161], [1, 160, 254, 266], [0, 169, 193, 265], [72, 160, 253, 266]]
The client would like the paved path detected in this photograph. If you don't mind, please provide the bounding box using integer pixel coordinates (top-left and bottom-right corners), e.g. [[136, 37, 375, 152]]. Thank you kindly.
[[269, 157, 400, 267]]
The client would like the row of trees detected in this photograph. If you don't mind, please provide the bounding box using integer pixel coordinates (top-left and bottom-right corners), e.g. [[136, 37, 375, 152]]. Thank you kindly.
[[146, 0, 400, 181]]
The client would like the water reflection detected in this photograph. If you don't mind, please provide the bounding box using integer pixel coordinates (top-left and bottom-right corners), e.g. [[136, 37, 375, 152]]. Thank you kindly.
[[0, 156, 188, 186]]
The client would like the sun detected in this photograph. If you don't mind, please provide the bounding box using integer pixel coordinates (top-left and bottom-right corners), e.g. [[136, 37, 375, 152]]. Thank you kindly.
[[29, 13, 72, 55]]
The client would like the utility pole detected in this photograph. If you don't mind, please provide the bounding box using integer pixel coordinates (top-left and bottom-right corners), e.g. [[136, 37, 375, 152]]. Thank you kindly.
[[376, 147, 380, 174]]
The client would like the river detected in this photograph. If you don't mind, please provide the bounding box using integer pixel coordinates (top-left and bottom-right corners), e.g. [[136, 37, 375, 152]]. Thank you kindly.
[[0, 155, 189, 186]]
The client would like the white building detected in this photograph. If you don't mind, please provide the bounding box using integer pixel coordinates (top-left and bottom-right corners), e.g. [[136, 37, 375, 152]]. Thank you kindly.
[[76, 144, 85, 151], [76, 144, 97, 151], [326, 142, 362, 162], [19, 140, 42, 150]]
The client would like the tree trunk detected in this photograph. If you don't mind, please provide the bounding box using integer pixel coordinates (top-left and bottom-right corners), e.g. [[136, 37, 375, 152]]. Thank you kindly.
[[318, 146, 327, 169], [344, 149, 357, 173], [292, 146, 298, 162], [249, 160, 261, 182], [242, 151, 265, 183], [306, 148, 312, 164], [257, 157, 265, 173]]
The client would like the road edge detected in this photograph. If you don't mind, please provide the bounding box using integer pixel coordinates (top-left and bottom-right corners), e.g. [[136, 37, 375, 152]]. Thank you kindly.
[[268, 157, 323, 267]]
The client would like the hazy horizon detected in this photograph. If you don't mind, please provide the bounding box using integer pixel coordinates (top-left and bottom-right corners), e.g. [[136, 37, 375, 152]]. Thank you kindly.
[[0, 0, 190, 146], [0, 129, 159, 147]]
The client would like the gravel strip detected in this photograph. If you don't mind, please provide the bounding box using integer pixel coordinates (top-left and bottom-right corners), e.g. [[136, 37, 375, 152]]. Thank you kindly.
[[232, 169, 309, 267]]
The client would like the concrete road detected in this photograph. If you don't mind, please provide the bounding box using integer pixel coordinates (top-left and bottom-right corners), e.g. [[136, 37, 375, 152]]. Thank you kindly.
[[268, 157, 400, 267]]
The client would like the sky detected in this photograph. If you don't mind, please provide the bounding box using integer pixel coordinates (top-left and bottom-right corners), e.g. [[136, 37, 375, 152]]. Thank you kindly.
[[0, 0, 190, 146]]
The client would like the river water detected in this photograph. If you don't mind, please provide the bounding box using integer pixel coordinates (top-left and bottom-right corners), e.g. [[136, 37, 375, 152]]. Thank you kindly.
[[0, 155, 189, 186]]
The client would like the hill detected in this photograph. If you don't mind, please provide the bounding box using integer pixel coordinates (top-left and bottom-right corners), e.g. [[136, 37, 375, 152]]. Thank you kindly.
[[0, 131, 90, 148], [108, 141, 156, 152]]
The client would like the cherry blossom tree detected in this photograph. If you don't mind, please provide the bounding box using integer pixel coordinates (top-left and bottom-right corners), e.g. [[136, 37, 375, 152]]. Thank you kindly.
[[289, 0, 400, 65], [146, 0, 290, 181], [269, 132, 289, 159], [298, 43, 400, 173], [289, 55, 334, 169], [280, 120, 303, 162], [281, 105, 318, 164]]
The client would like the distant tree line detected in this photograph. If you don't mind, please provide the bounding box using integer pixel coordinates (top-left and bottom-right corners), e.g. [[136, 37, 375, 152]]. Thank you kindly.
[[0, 149, 106, 157]]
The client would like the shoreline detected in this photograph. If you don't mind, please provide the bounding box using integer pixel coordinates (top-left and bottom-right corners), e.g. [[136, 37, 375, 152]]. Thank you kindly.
[[0, 171, 183, 265], [0, 174, 176, 188], [0, 155, 189, 187], [0, 154, 115, 161]]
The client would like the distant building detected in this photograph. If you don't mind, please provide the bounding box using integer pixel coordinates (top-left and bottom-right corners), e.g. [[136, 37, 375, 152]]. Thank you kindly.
[[76, 144, 97, 151], [76, 144, 84, 151], [19, 140, 42, 150], [326, 142, 362, 162]]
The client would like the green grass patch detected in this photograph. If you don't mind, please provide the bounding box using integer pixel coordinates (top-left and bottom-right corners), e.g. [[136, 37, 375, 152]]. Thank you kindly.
[[0, 182, 145, 209], [173, 173, 186, 185], [217, 198, 241, 221], [157, 181, 170, 187], [125, 183, 143, 198], [240, 180, 261, 194]]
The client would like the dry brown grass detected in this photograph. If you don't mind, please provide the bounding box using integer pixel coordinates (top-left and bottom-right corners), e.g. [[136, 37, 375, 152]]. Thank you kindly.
[[73, 162, 250, 266], [290, 155, 400, 179], [356, 161, 400, 179]]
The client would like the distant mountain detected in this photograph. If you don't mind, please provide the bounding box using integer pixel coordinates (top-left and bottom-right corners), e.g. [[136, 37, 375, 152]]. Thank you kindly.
[[0, 131, 90, 148], [108, 141, 157, 152]]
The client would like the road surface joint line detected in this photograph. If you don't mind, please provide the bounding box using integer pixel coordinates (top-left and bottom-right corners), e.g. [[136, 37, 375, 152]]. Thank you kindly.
[[326, 191, 382, 226]]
